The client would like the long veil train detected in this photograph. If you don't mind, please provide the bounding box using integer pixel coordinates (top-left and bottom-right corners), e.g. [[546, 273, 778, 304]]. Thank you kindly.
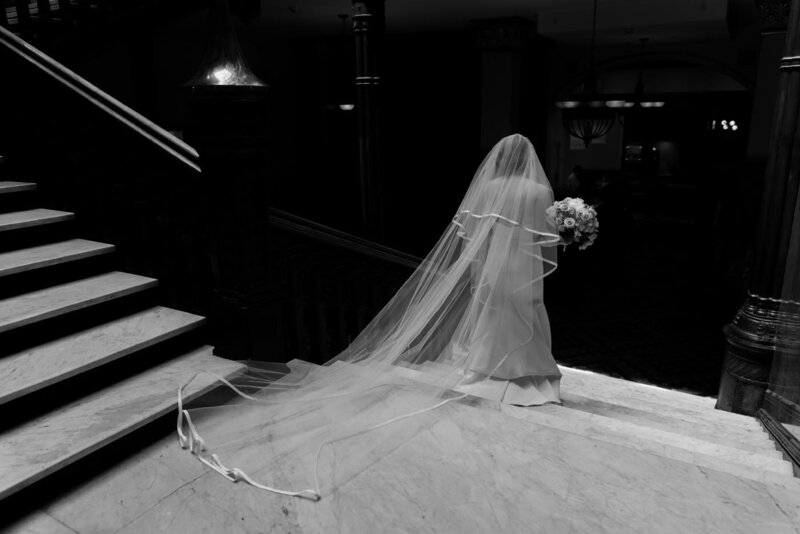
[[177, 133, 560, 500]]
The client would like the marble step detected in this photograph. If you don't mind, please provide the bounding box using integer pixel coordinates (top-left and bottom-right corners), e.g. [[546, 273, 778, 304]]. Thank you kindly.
[[558, 369, 770, 437], [561, 367, 776, 434], [0, 209, 74, 233], [417, 359, 769, 451], [501, 403, 793, 479], [289, 360, 798, 486], [560, 366, 715, 414], [0, 272, 158, 334], [0, 181, 36, 194], [399, 360, 780, 458], [0, 239, 115, 278], [559, 390, 777, 456], [0, 346, 244, 500], [0, 306, 206, 405]]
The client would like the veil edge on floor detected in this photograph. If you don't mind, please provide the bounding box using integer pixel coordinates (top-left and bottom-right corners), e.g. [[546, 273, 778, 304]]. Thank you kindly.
[[176, 133, 560, 500]]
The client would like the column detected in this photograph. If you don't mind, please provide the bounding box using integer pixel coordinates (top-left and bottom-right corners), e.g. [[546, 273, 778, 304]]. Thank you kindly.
[[353, 0, 385, 241], [717, 0, 800, 415], [747, 0, 792, 160], [183, 0, 271, 360]]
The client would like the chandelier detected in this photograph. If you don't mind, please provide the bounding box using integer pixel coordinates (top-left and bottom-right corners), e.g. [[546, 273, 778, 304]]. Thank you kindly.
[[629, 38, 664, 109], [556, 2, 667, 146], [184, 0, 265, 88], [555, 0, 615, 147]]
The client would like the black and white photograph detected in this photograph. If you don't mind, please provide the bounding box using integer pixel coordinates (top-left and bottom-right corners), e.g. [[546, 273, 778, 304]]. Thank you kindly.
[[1, 0, 799, 532]]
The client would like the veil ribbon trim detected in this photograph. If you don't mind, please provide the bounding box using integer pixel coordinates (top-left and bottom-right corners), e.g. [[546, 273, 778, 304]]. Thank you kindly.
[[176, 133, 561, 501]]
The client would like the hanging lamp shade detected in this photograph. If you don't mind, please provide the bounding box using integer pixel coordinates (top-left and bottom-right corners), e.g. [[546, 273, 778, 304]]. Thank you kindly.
[[331, 14, 356, 111], [563, 108, 615, 147], [184, 0, 265, 88], [555, 0, 614, 147], [560, 71, 615, 147]]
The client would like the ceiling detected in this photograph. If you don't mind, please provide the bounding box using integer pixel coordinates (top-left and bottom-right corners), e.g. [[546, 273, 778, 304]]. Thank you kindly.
[[254, 0, 733, 45]]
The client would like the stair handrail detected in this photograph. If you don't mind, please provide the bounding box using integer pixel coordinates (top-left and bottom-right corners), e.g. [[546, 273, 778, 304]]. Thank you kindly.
[[269, 208, 422, 270], [756, 409, 800, 476], [0, 27, 420, 270], [0, 24, 200, 173]]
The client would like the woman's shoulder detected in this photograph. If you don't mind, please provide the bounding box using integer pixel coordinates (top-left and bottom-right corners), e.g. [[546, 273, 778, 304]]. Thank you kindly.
[[481, 177, 552, 198]]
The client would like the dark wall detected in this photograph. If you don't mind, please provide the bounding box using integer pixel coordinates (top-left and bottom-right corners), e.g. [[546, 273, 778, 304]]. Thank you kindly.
[[151, 22, 484, 256], [380, 30, 482, 256]]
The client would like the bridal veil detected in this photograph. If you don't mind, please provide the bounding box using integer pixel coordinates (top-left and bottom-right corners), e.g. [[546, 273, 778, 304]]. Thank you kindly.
[[178, 133, 559, 499]]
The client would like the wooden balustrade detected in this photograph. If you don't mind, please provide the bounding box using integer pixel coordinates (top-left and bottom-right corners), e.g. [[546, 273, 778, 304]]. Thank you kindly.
[[264, 229, 414, 363]]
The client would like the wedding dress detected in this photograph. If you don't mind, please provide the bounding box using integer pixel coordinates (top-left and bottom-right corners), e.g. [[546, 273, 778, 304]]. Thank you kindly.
[[455, 174, 561, 406], [177, 133, 560, 501]]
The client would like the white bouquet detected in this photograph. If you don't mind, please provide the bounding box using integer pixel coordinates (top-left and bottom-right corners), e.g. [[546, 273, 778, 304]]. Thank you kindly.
[[546, 197, 599, 250]]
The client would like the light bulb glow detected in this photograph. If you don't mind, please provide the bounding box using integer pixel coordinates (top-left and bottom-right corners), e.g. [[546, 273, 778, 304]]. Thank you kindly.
[[339, 104, 355, 111], [212, 67, 233, 84]]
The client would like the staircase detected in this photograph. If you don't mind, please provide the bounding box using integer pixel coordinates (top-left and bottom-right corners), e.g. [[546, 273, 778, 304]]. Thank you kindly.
[[0, 176, 243, 506]]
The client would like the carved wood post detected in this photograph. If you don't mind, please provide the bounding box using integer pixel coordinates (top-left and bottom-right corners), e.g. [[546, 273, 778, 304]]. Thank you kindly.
[[352, 0, 384, 240], [747, 1, 793, 160], [183, 0, 271, 360], [717, 0, 800, 415]]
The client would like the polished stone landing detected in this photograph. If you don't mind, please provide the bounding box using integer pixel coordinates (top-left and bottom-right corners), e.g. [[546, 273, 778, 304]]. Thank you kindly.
[[5, 360, 798, 534], [404, 359, 783, 466]]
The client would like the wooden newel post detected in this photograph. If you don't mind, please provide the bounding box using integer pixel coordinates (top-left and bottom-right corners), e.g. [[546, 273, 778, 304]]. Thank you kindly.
[[717, 0, 800, 415], [183, 0, 271, 360], [353, 0, 384, 241]]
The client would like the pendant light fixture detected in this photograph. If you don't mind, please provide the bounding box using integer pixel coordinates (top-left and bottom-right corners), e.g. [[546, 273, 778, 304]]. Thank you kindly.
[[556, 0, 615, 147], [630, 38, 664, 109], [184, 0, 265, 87], [332, 13, 356, 111]]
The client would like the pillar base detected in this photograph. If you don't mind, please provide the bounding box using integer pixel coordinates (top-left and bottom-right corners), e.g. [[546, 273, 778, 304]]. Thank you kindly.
[[717, 292, 800, 415], [763, 389, 800, 426]]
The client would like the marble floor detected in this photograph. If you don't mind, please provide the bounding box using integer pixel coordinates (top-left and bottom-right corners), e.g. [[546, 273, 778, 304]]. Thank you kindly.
[[4, 363, 799, 534]]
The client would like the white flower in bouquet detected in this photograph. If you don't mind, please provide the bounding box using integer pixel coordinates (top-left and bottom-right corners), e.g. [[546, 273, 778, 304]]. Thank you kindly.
[[548, 197, 599, 250]]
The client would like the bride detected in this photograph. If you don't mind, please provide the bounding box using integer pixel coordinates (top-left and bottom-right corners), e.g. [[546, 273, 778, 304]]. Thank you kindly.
[[178, 133, 562, 500], [454, 134, 560, 405]]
